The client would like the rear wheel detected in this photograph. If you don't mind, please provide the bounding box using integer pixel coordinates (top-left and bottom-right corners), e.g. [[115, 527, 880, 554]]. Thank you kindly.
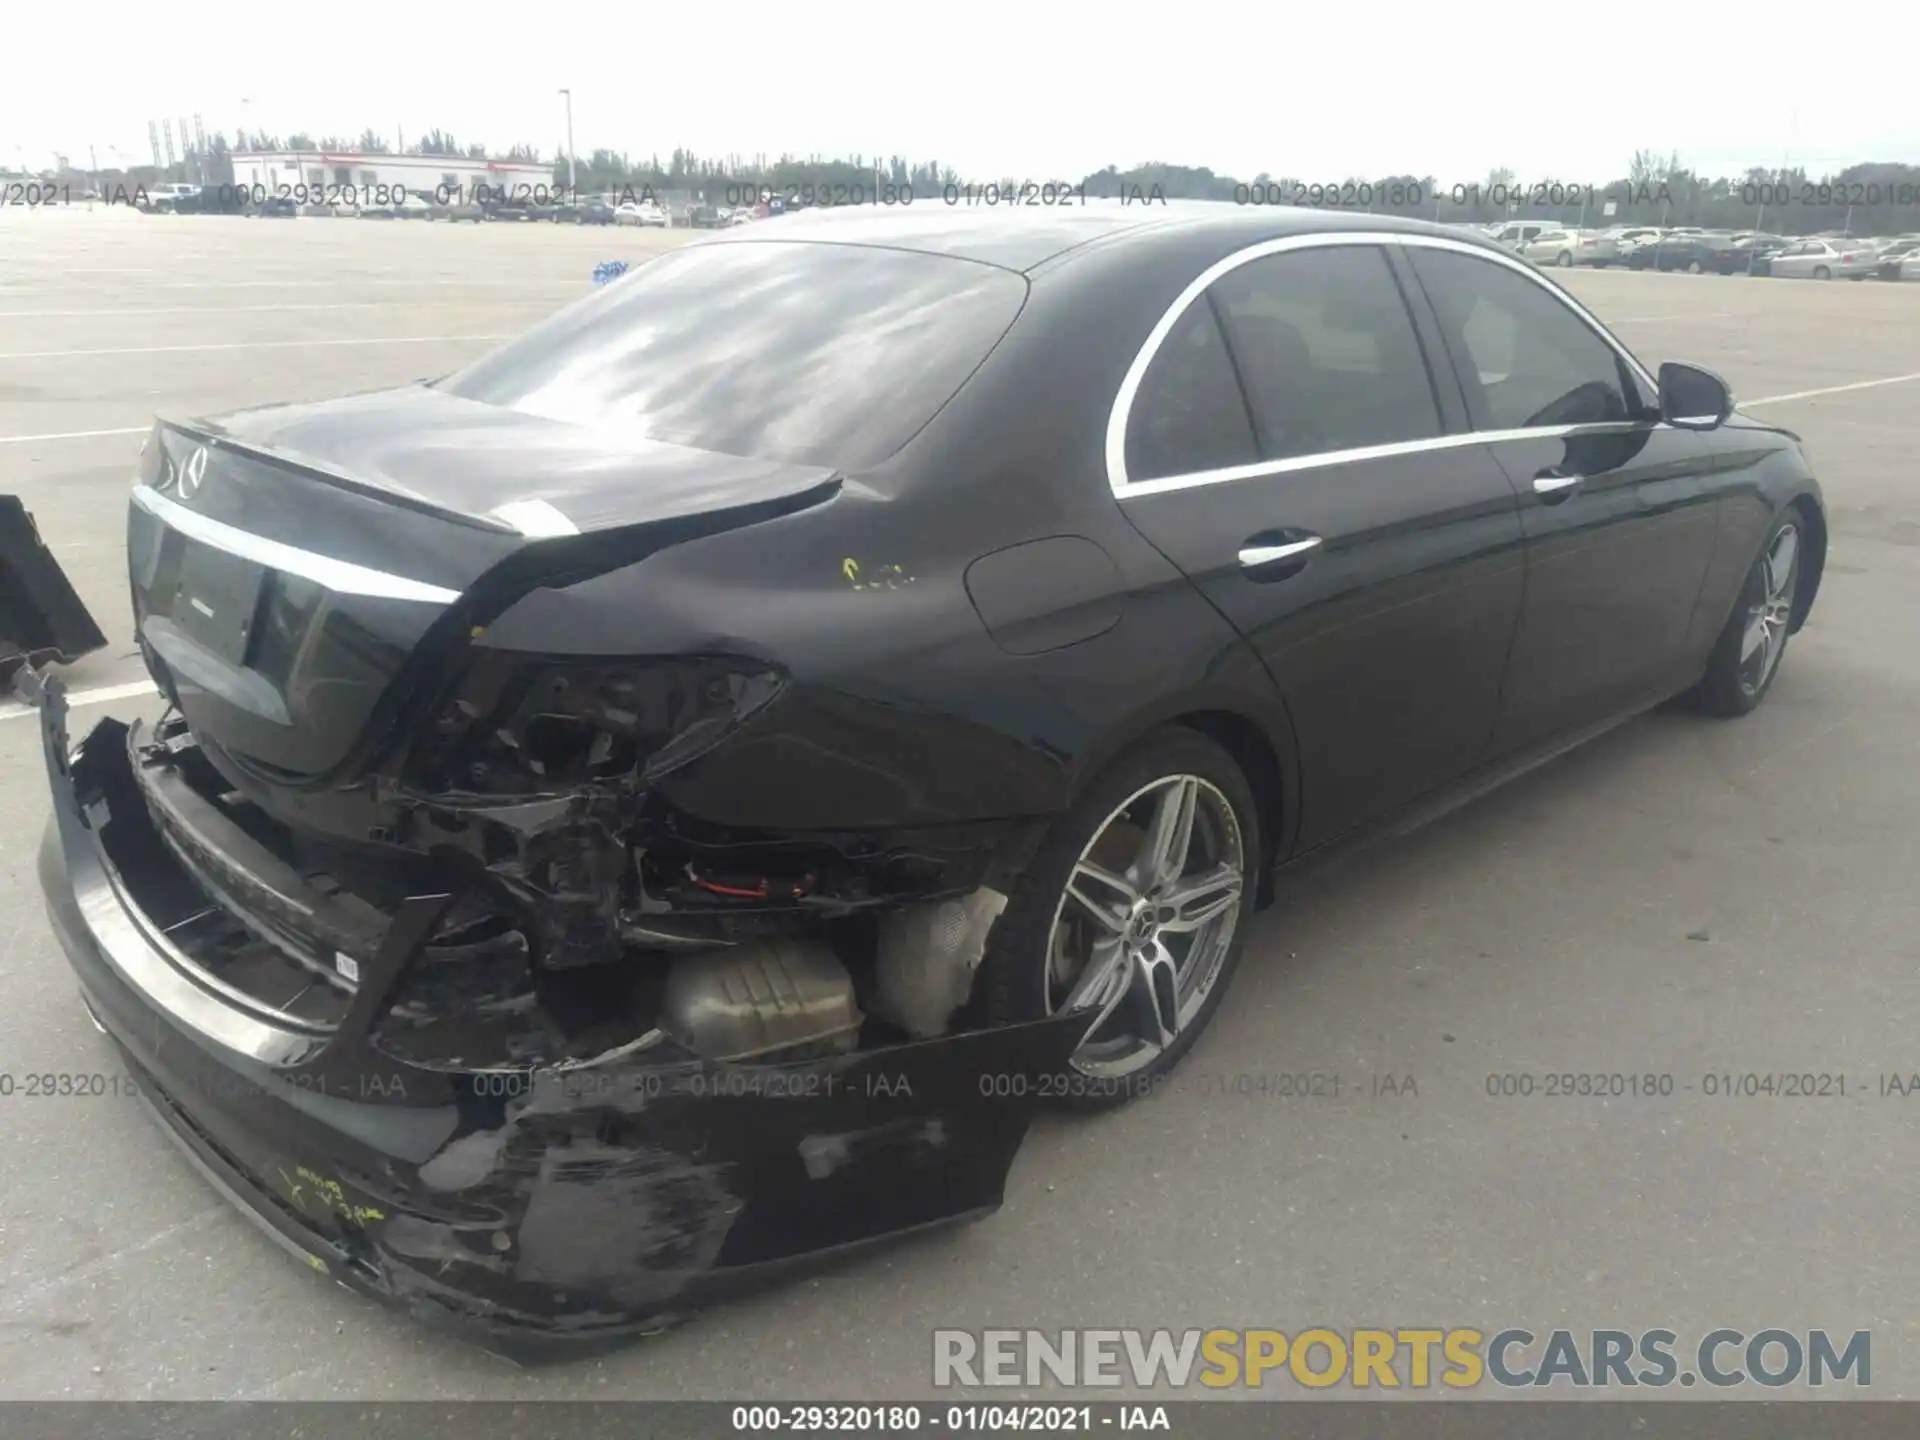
[[1692, 514, 1803, 717], [1814, 265, 1832, 280], [1556, 251, 1574, 268], [1687, 259, 1704, 273], [977, 728, 1261, 1110]]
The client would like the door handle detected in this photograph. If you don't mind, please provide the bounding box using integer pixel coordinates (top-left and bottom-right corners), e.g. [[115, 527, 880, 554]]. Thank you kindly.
[[1532, 472, 1582, 502], [1237, 536, 1322, 571]]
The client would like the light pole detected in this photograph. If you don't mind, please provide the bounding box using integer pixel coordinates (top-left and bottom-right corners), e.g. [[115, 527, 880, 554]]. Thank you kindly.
[[558, 88, 576, 196]]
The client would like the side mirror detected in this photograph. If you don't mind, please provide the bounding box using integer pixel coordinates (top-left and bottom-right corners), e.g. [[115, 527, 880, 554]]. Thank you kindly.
[[1658, 361, 1735, 430]]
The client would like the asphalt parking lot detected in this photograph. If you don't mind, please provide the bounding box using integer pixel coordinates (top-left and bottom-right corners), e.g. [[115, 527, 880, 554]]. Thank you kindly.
[[3, 205, 1919, 1401]]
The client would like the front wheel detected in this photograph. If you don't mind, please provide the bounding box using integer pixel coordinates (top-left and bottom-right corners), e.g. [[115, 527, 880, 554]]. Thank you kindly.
[[1814, 265, 1832, 280], [976, 728, 1261, 1110], [1691, 514, 1804, 717], [1556, 251, 1574, 268], [1687, 259, 1704, 273]]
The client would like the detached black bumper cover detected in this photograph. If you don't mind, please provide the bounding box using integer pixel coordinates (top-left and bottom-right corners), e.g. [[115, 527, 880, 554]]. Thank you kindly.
[[0, 496, 106, 677], [28, 677, 1089, 1358]]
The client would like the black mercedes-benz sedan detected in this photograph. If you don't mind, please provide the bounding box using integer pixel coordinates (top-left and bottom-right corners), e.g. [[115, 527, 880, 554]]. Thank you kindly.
[[14, 203, 1826, 1355]]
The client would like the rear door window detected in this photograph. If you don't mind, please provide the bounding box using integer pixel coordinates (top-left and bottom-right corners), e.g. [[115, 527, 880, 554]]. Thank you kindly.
[[441, 241, 1027, 470], [1206, 246, 1443, 462], [1123, 301, 1260, 483]]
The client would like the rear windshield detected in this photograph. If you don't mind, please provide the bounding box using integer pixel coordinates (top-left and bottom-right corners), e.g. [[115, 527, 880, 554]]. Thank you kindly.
[[438, 240, 1027, 470]]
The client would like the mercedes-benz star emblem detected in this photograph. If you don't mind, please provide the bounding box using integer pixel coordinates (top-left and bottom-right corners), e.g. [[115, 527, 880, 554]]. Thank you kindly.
[[179, 445, 209, 498]]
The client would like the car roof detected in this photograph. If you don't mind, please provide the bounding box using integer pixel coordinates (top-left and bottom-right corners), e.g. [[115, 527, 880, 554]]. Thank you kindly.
[[700, 201, 1519, 274]]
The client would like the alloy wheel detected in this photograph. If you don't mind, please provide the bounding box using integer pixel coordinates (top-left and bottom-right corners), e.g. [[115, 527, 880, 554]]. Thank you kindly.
[[1044, 774, 1246, 1077], [1739, 523, 1799, 697]]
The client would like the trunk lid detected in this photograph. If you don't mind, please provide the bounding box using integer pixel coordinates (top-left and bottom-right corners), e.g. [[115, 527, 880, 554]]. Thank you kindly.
[[131, 387, 840, 779]]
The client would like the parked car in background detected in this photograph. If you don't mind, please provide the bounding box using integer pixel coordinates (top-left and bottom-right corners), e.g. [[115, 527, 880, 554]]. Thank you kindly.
[[1607, 226, 1665, 265], [429, 195, 484, 222], [485, 196, 532, 222], [1874, 240, 1920, 280], [327, 197, 360, 219], [615, 198, 669, 227], [687, 201, 726, 228], [139, 183, 202, 214], [1627, 233, 1717, 272], [395, 192, 432, 219], [560, 195, 614, 224], [1721, 233, 1791, 276], [1488, 219, 1554, 249], [357, 197, 397, 220], [250, 194, 298, 219], [1769, 237, 1878, 280], [1516, 229, 1583, 267], [1902, 250, 1920, 282]]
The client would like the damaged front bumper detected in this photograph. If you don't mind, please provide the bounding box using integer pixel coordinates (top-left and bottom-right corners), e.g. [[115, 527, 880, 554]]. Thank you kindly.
[[27, 676, 1090, 1359]]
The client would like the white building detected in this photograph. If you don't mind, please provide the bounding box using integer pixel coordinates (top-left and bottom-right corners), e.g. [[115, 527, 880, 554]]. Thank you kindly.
[[229, 150, 554, 201]]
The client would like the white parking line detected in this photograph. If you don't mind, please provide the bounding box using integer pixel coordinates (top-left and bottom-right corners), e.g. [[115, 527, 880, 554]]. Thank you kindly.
[[1610, 312, 1742, 322], [144, 279, 579, 289], [0, 425, 147, 445], [0, 301, 556, 317], [0, 679, 159, 722], [0, 334, 509, 360], [1743, 372, 1920, 406]]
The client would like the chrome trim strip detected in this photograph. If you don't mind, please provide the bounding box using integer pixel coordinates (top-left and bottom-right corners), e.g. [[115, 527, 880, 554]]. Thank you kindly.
[[1238, 537, 1322, 567], [131, 484, 460, 604], [1532, 474, 1582, 494], [1105, 231, 1660, 498], [1111, 421, 1645, 501]]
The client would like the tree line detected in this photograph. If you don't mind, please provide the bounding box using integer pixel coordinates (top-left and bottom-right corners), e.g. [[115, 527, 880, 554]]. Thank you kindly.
[[42, 136, 1920, 237]]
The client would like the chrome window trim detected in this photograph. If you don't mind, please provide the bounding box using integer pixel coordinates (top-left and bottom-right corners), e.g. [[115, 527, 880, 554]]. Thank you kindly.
[[1105, 230, 1660, 499], [131, 483, 461, 604], [1112, 422, 1648, 500]]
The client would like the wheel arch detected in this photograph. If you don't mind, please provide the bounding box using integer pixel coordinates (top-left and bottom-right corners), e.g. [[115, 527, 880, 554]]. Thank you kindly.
[[1172, 710, 1291, 908], [1786, 491, 1827, 632], [1065, 690, 1301, 909]]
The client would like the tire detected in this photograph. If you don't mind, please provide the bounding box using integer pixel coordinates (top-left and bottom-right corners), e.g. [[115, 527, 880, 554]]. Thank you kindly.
[[1814, 265, 1832, 280], [1556, 251, 1573, 268], [1687, 259, 1704, 274], [1691, 512, 1805, 717], [975, 727, 1261, 1110]]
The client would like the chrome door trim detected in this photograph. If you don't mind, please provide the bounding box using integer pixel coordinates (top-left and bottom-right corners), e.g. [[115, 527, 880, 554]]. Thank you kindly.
[[1532, 474, 1582, 495], [1112, 421, 1648, 501], [131, 484, 461, 604], [1238, 536, 1323, 568], [1104, 231, 1661, 499]]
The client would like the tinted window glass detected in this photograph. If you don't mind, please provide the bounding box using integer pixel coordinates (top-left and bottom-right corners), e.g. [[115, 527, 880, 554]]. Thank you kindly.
[[1208, 247, 1441, 462], [439, 241, 1026, 469], [1409, 248, 1635, 430], [1124, 300, 1258, 483]]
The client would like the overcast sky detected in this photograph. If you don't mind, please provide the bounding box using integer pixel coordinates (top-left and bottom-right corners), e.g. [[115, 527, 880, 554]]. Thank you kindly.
[[6, 1, 1915, 181]]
